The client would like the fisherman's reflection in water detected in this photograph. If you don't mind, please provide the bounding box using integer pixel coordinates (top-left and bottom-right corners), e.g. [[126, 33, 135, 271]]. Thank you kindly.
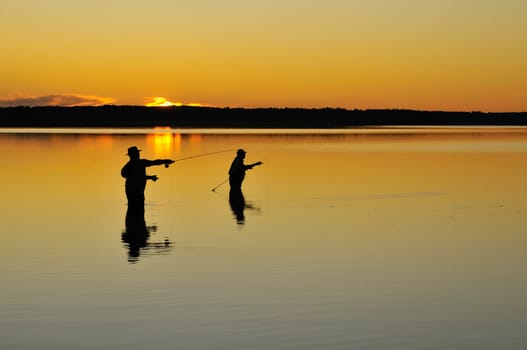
[[228, 188, 261, 225], [229, 188, 246, 225], [121, 203, 170, 263]]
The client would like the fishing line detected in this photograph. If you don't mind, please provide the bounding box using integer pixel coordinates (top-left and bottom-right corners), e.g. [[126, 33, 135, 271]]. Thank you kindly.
[[173, 149, 235, 163], [169, 149, 233, 192]]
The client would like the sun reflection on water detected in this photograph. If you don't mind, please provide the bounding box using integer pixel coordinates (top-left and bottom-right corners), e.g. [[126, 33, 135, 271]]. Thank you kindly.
[[147, 127, 181, 157]]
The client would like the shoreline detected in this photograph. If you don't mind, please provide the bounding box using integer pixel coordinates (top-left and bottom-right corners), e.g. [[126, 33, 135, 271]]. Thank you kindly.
[[1, 105, 526, 128]]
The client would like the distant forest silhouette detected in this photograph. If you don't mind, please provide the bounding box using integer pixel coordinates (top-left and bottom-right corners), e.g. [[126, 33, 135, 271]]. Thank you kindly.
[[1, 105, 526, 128]]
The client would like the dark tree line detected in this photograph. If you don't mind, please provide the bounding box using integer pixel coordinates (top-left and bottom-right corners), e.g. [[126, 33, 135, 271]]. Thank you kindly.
[[0, 105, 526, 128]]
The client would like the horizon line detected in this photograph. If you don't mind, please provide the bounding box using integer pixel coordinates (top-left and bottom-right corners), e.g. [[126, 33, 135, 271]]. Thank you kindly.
[[1, 105, 526, 114]]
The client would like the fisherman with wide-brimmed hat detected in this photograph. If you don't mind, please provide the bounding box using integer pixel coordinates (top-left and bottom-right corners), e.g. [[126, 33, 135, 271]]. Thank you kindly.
[[121, 146, 175, 206]]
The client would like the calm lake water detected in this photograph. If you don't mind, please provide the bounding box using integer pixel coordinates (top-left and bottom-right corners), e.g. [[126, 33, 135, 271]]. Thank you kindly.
[[1, 127, 526, 349]]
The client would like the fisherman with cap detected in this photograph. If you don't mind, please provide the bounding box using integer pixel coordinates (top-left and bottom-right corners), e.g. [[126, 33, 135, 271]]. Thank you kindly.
[[228, 149, 262, 191], [121, 146, 175, 206]]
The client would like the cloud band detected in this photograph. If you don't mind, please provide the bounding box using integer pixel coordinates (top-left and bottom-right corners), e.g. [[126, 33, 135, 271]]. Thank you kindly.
[[0, 94, 116, 107]]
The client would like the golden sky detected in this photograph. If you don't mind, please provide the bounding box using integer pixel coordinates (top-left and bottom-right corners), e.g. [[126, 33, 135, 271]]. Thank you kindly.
[[1, 0, 526, 111]]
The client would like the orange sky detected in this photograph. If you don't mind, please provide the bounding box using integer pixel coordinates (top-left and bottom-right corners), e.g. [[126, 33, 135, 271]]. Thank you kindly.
[[1, 1, 526, 111]]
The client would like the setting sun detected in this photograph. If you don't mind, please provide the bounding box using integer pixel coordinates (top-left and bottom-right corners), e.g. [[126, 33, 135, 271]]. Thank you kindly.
[[145, 97, 181, 107], [145, 97, 201, 108]]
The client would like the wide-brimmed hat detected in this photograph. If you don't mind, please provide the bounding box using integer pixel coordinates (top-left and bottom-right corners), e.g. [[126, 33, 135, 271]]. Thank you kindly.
[[237, 148, 246, 155], [127, 146, 141, 155]]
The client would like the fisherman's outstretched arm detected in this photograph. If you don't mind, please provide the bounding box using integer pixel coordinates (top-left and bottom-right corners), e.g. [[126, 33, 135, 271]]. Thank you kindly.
[[145, 159, 175, 167], [245, 161, 263, 170]]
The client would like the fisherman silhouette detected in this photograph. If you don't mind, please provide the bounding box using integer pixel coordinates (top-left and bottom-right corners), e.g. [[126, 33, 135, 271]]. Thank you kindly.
[[228, 149, 262, 190], [121, 146, 174, 206]]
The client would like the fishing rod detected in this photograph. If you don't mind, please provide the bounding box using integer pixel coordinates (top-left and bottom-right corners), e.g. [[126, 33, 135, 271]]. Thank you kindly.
[[173, 149, 234, 163], [211, 178, 229, 192], [211, 158, 264, 191]]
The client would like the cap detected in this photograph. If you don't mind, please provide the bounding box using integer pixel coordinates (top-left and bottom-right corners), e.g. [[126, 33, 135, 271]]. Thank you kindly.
[[127, 146, 141, 155], [237, 148, 246, 155]]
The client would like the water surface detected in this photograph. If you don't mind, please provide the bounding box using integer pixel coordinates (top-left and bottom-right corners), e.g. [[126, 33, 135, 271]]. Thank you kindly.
[[1, 127, 526, 349]]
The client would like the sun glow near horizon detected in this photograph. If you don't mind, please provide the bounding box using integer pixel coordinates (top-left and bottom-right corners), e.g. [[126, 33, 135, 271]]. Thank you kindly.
[[145, 97, 181, 107], [145, 97, 202, 108]]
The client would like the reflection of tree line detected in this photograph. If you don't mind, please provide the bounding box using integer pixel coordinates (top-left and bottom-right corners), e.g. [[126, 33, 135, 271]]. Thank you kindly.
[[3, 106, 527, 127]]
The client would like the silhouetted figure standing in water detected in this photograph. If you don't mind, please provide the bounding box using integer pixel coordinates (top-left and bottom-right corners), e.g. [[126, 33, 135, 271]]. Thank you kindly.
[[227, 149, 262, 225], [121, 146, 174, 206], [228, 149, 262, 190]]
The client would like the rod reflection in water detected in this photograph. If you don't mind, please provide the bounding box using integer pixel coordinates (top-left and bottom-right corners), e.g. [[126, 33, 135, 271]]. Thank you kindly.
[[121, 204, 172, 263]]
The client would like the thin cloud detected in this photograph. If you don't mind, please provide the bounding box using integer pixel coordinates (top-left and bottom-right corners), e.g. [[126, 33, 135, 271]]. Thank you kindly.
[[0, 94, 116, 107]]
